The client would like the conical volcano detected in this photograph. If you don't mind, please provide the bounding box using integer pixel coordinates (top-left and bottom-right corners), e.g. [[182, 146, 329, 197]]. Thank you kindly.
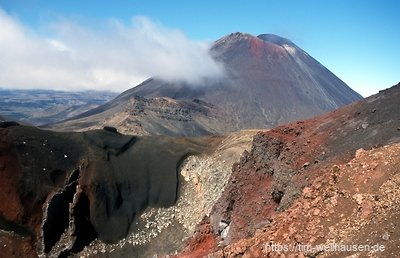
[[50, 32, 362, 135], [125, 32, 362, 129]]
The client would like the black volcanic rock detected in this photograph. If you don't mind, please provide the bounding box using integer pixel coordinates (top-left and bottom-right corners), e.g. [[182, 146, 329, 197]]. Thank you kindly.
[[0, 125, 220, 256], [126, 32, 362, 130], [80, 130, 204, 242]]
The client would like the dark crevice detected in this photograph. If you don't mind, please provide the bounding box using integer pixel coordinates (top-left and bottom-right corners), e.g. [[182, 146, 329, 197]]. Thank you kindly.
[[70, 192, 98, 252], [42, 165, 98, 256], [59, 192, 98, 258], [66, 168, 80, 185], [42, 181, 77, 253]]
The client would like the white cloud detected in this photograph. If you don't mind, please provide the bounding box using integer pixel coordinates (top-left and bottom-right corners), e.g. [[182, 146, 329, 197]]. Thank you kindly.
[[0, 9, 224, 92]]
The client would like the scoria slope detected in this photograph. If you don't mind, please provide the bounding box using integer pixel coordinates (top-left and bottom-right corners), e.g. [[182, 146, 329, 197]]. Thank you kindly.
[[175, 83, 400, 257]]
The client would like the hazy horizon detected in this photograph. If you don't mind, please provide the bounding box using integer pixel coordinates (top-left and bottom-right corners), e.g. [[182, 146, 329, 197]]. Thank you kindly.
[[0, 0, 399, 97]]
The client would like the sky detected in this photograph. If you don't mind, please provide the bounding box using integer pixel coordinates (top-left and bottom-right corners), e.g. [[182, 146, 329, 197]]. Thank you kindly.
[[0, 0, 399, 97]]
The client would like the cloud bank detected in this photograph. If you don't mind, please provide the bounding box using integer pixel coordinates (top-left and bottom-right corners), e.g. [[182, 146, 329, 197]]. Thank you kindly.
[[0, 9, 224, 92]]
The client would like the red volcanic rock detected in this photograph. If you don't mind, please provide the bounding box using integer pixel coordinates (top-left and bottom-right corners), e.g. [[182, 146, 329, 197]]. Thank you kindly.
[[178, 83, 400, 257], [175, 218, 218, 258]]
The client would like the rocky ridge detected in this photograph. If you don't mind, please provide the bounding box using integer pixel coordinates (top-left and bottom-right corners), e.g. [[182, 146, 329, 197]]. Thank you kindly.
[[50, 96, 235, 136], [174, 83, 400, 257]]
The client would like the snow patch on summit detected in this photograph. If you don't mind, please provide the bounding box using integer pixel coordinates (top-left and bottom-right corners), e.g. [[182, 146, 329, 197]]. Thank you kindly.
[[283, 44, 296, 55]]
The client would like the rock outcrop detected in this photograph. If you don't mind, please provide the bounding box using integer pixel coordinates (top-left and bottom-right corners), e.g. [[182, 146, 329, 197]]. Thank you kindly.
[[175, 83, 400, 257], [0, 125, 221, 256], [50, 96, 234, 136]]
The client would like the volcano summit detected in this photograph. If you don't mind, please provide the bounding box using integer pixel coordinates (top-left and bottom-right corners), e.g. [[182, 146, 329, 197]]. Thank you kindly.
[[51, 33, 362, 135]]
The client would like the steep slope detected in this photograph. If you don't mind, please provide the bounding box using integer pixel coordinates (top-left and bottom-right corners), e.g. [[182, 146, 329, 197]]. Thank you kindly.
[[79, 130, 256, 257], [175, 83, 400, 257], [126, 32, 362, 129], [0, 123, 255, 257], [217, 143, 400, 258], [50, 32, 361, 136], [0, 124, 224, 257]]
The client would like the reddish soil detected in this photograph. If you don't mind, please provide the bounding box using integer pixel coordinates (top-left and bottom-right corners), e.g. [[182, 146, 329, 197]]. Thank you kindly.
[[177, 219, 218, 258], [249, 37, 264, 58], [0, 130, 24, 223], [175, 83, 400, 257], [219, 142, 400, 257], [0, 129, 38, 258]]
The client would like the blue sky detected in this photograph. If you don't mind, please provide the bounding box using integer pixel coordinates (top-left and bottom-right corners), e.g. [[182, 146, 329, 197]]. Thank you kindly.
[[0, 0, 399, 96]]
